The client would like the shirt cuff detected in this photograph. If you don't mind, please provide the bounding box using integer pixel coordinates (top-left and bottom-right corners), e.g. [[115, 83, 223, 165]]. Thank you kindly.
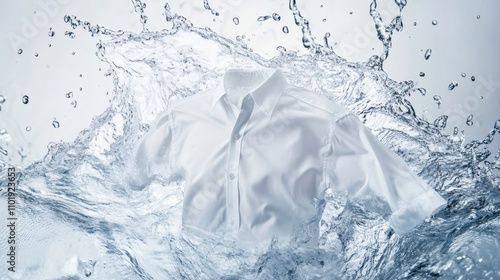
[[388, 190, 447, 235]]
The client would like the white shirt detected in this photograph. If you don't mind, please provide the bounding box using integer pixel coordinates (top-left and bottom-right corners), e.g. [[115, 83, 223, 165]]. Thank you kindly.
[[127, 68, 447, 247]]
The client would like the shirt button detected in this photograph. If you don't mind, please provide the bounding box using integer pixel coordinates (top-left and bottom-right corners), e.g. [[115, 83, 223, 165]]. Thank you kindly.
[[229, 173, 235, 180]]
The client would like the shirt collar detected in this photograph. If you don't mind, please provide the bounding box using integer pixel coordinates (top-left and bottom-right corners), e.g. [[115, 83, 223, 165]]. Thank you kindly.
[[210, 68, 289, 118]]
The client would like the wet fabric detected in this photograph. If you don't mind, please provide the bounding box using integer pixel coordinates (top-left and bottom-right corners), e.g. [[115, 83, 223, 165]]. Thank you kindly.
[[127, 68, 447, 247]]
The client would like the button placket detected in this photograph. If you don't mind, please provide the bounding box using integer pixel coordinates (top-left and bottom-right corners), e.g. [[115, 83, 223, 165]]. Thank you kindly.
[[225, 94, 253, 235]]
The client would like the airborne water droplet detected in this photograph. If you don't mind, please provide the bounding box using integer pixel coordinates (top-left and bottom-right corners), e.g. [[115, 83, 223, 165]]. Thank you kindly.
[[494, 119, 500, 133], [18, 49, 23, 54], [35, 53, 39, 57], [257, 15, 271, 21], [65, 31, 76, 38], [448, 81, 458, 90], [433, 95, 442, 109], [416, 88, 426, 96], [282, 26, 289, 34], [48, 30, 55, 37], [424, 49, 432, 60], [413, 22, 417, 26], [272, 13, 281, 21], [26, 126, 32, 132], [71, 100, 78, 108], [0, 128, 6, 135], [22, 95, 29, 104], [471, 76, 476, 81], [432, 20, 438, 25], [433, 115, 448, 130], [477, 15, 481, 19], [419, 72, 425, 77], [233, 17, 239, 25], [0, 95, 5, 103], [461, 73, 466, 77], [52, 120, 60, 128], [466, 114, 474, 126], [453, 127, 459, 136], [65, 91, 73, 98]]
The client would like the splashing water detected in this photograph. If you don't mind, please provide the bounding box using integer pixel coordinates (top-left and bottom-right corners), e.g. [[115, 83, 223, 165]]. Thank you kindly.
[[1, 1, 499, 279]]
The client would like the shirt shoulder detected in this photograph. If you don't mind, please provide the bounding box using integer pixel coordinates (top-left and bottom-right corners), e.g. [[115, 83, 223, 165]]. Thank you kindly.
[[170, 88, 213, 109], [284, 86, 351, 121]]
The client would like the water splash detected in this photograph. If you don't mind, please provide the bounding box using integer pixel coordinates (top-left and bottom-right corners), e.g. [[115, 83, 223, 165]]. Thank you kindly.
[[1, 1, 499, 279]]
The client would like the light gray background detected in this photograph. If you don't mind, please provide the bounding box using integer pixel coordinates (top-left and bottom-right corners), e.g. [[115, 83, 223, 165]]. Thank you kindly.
[[1, 0, 499, 167]]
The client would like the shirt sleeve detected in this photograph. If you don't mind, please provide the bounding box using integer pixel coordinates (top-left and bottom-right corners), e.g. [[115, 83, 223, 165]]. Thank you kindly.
[[326, 113, 447, 235], [126, 107, 176, 189]]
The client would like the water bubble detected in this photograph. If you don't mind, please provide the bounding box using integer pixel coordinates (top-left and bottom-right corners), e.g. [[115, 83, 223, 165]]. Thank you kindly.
[[448, 81, 458, 90], [419, 72, 425, 77], [461, 73, 466, 77], [0, 95, 5, 103], [65, 91, 73, 98], [433, 95, 442, 109], [22, 95, 29, 104], [466, 114, 474, 126], [471, 76, 476, 81], [18, 49, 23, 54], [65, 31, 76, 38], [232, 17, 239, 25], [424, 49, 432, 60], [432, 20, 438, 25], [272, 13, 281, 21], [52, 120, 60, 128], [48, 30, 55, 37], [257, 15, 271, 21], [282, 26, 289, 34], [26, 126, 32, 132]]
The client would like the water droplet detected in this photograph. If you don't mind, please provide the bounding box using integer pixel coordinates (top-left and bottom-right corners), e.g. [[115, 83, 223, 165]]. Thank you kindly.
[[65, 31, 76, 38], [34, 52, 39, 57], [413, 22, 417, 26], [276, 46, 287, 53], [322, 18, 326, 22], [325, 32, 331, 38], [26, 126, 32, 132], [257, 15, 271, 21], [71, 100, 77, 108], [432, 20, 438, 25], [48, 44, 52, 47], [65, 91, 73, 98], [424, 49, 432, 60], [494, 119, 500, 133], [466, 114, 474, 126], [419, 72, 425, 77], [448, 81, 458, 90], [350, 11, 353, 15], [79, 87, 83, 91], [415, 88, 426, 96], [48, 30, 55, 37], [433, 115, 448, 130], [282, 26, 289, 34], [22, 95, 29, 104], [72, 52, 76, 55], [52, 120, 60, 128], [461, 73, 466, 77], [480, 96, 483, 99], [433, 95, 442, 109], [18, 49, 23, 54], [0, 128, 7, 135], [453, 127, 459, 136], [471, 76, 476, 81], [0, 95, 5, 103], [272, 13, 281, 21], [477, 15, 480, 19], [233, 17, 239, 25]]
